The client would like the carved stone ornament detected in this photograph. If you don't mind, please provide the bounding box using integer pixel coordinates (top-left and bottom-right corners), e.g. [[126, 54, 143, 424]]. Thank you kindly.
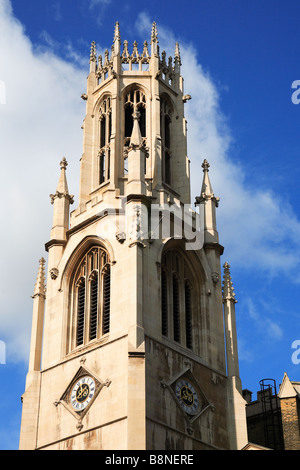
[[116, 231, 126, 244], [54, 365, 111, 431], [160, 368, 214, 432], [211, 272, 219, 284], [50, 190, 74, 205], [50, 267, 59, 280]]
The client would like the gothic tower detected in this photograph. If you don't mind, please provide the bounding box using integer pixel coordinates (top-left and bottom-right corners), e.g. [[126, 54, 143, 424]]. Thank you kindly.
[[19, 22, 248, 450]]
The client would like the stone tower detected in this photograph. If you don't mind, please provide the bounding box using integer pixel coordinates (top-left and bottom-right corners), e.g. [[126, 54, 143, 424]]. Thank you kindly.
[[19, 22, 248, 450]]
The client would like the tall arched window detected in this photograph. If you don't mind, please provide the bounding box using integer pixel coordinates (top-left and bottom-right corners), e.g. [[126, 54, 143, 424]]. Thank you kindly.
[[123, 88, 147, 176], [161, 249, 196, 351], [124, 89, 146, 146], [185, 281, 193, 350], [161, 98, 172, 185], [98, 96, 112, 185], [70, 246, 111, 351], [161, 268, 168, 336]]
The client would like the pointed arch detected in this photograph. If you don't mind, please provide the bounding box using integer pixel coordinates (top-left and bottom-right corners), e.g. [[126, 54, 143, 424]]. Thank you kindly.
[[160, 239, 206, 354], [160, 93, 176, 186], [59, 236, 115, 354]]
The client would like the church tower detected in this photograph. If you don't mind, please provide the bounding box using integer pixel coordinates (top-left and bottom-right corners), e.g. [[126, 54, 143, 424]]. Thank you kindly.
[[19, 22, 248, 450]]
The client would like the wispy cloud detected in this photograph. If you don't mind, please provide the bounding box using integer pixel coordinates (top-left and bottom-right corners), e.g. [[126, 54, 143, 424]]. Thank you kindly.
[[245, 297, 283, 341], [48, 1, 62, 22], [88, 0, 111, 7], [85, 0, 111, 25], [38, 30, 88, 69]]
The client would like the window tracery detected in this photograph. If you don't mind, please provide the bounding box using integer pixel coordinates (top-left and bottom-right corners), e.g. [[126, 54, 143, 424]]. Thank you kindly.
[[123, 88, 147, 175], [70, 246, 111, 351], [161, 99, 172, 185], [161, 249, 195, 351], [98, 96, 112, 185]]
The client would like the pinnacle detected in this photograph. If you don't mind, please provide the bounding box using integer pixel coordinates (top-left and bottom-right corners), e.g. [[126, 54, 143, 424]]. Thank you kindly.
[[174, 42, 181, 65], [200, 158, 214, 196], [114, 21, 120, 39], [32, 258, 46, 298], [60, 156, 68, 170], [151, 21, 158, 43], [50, 157, 74, 205], [90, 41, 96, 62], [222, 262, 237, 303], [129, 109, 142, 147], [202, 159, 210, 172]]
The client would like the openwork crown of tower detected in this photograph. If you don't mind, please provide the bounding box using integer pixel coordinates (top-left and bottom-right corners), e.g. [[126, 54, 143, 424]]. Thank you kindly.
[[90, 21, 181, 79]]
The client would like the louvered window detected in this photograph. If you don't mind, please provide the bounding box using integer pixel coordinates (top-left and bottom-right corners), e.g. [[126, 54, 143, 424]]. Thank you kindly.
[[89, 273, 98, 341], [173, 275, 180, 343], [185, 281, 192, 349], [71, 247, 111, 351], [161, 99, 172, 186], [161, 249, 195, 351], [161, 268, 168, 336], [76, 279, 85, 346], [102, 266, 110, 335]]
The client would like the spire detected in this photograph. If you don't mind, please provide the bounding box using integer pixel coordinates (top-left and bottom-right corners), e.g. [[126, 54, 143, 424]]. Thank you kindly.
[[127, 110, 146, 195], [32, 258, 46, 298], [89, 41, 97, 73], [200, 159, 215, 200], [130, 109, 142, 147], [90, 41, 96, 63], [222, 262, 237, 303], [113, 21, 121, 55], [27, 257, 46, 377], [195, 159, 219, 244], [151, 21, 158, 43], [150, 21, 158, 56], [194, 159, 219, 205], [50, 157, 74, 205], [48, 157, 74, 245], [222, 261, 241, 382], [174, 42, 181, 72]]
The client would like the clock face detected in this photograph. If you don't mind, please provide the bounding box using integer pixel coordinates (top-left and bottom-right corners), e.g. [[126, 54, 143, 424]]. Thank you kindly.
[[70, 376, 96, 412], [175, 378, 200, 415]]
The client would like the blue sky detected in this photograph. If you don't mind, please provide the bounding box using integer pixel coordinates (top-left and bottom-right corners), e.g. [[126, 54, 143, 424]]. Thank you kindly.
[[1, 0, 300, 450]]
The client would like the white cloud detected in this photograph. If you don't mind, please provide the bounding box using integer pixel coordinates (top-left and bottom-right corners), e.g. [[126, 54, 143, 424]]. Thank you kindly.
[[0, 0, 86, 362]]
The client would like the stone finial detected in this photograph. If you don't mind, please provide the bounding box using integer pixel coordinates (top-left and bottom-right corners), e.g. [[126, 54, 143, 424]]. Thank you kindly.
[[151, 21, 158, 43], [132, 40, 139, 59], [222, 262, 237, 303], [174, 42, 181, 65], [142, 41, 149, 59], [104, 49, 110, 66], [60, 157, 68, 170], [195, 159, 219, 207], [90, 41, 96, 62], [113, 21, 121, 55], [202, 159, 210, 172], [122, 40, 129, 60], [114, 21, 120, 40], [32, 258, 46, 298], [50, 157, 74, 205]]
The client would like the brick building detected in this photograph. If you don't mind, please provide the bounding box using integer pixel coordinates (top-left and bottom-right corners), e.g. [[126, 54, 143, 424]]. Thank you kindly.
[[243, 373, 300, 450], [278, 373, 300, 450]]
